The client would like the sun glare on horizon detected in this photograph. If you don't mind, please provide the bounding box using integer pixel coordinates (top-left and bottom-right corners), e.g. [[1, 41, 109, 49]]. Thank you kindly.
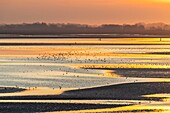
[[154, 0, 170, 3]]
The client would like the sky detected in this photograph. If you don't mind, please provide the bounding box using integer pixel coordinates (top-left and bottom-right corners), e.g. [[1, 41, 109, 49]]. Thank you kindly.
[[0, 0, 170, 25]]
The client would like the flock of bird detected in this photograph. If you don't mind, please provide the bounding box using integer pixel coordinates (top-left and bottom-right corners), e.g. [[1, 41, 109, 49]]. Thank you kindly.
[[9, 46, 170, 90]]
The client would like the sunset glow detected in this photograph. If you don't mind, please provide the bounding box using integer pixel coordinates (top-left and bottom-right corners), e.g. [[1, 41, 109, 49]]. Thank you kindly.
[[1, 0, 170, 113], [154, 0, 170, 3], [0, 0, 170, 24]]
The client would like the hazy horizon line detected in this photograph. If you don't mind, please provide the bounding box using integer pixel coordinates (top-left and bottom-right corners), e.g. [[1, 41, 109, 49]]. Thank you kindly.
[[1, 22, 170, 26]]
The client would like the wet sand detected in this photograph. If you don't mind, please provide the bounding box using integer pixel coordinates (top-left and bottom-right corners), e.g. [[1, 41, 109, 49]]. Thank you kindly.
[[0, 82, 170, 112], [93, 68, 170, 78], [0, 38, 170, 112], [0, 102, 125, 113], [0, 82, 169, 101], [0, 87, 25, 93]]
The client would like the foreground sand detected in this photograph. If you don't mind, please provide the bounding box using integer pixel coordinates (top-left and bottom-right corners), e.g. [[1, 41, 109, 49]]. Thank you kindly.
[[0, 82, 170, 113]]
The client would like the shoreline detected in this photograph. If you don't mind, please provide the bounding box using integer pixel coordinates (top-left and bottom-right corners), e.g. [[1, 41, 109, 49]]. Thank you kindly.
[[0, 82, 170, 112], [0, 82, 169, 100]]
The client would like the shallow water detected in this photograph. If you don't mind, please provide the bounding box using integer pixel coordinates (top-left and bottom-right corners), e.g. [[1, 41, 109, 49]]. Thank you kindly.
[[0, 38, 170, 112], [1, 45, 170, 88]]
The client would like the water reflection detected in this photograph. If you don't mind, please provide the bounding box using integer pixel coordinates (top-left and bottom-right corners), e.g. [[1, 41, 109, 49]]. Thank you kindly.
[[0, 38, 170, 112]]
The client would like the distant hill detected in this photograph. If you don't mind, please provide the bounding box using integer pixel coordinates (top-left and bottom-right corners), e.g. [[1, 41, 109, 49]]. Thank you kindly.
[[0, 22, 170, 37]]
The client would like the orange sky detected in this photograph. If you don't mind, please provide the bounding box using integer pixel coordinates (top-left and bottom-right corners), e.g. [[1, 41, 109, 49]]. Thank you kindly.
[[0, 0, 170, 24]]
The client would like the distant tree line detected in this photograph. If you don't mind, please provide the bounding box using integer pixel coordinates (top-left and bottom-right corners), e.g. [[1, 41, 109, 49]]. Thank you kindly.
[[0, 22, 170, 35]]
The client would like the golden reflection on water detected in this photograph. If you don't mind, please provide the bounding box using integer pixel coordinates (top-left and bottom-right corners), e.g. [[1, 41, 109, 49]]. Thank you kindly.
[[0, 38, 170, 45], [144, 94, 170, 102], [54, 106, 169, 113], [104, 70, 122, 77], [1, 46, 170, 60], [55, 102, 170, 113], [0, 38, 170, 113], [54, 93, 170, 113]]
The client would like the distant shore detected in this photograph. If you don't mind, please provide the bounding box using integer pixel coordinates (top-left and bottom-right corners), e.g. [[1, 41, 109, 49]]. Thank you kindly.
[[0, 36, 169, 46], [0, 34, 170, 38]]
